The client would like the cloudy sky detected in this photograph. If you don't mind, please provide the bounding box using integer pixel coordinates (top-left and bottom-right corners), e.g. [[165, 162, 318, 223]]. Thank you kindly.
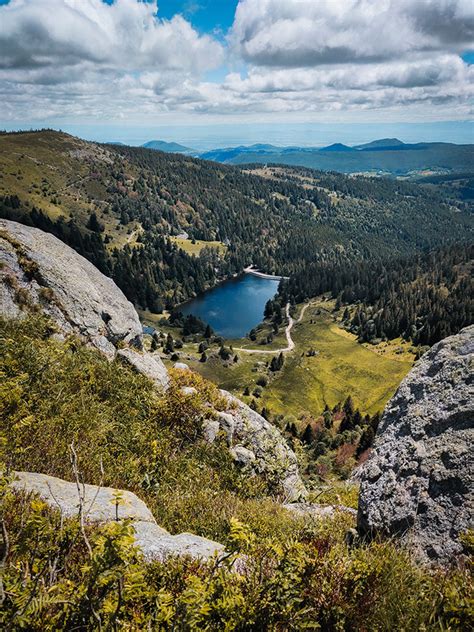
[[0, 0, 473, 146]]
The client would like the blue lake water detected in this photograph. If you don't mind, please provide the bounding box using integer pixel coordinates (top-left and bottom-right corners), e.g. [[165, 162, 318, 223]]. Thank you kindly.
[[180, 274, 280, 339]]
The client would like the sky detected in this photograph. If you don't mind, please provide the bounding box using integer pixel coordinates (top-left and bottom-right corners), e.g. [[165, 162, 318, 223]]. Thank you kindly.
[[0, 0, 473, 147]]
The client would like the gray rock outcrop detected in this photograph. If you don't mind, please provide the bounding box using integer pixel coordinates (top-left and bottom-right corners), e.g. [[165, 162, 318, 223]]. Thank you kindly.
[[174, 362, 190, 371], [0, 219, 142, 358], [357, 326, 473, 565], [231, 445, 256, 466], [12, 471, 224, 562], [218, 392, 307, 502], [118, 348, 169, 390]]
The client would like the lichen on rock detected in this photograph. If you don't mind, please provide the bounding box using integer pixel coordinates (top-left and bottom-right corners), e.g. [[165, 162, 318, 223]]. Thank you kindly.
[[357, 325, 474, 565]]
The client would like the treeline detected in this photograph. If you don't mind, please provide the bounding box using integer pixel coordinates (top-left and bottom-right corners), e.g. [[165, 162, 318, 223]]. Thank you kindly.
[[0, 199, 222, 311], [2, 131, 473, 313], [280, 243, 473, 346]]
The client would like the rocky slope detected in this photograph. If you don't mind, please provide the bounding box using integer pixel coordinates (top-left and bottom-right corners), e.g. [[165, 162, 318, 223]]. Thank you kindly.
[[1, 218, 169, 386], [358, 325, 473, 564], [0, 219, 307, 504]]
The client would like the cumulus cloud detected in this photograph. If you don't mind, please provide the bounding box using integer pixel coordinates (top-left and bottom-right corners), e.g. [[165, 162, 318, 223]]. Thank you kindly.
[[0, 0, 472, 122], [0, 0, 223, 72], [230, 0, 474, 67]]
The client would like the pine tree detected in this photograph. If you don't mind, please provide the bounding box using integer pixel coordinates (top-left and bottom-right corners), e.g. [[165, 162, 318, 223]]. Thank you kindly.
[[164, 333, 174, 354], [86, 212, 103, 233], [264, 299, 274, 319], [302, 424, 314, 445], [356, 425, 375, 457]]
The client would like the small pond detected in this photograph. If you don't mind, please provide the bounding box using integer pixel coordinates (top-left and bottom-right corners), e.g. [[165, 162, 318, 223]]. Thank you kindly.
[[180, 273, 280, 338]]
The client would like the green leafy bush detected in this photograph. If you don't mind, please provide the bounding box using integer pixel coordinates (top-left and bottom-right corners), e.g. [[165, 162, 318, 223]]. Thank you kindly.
[[1, 484, 472, 631]]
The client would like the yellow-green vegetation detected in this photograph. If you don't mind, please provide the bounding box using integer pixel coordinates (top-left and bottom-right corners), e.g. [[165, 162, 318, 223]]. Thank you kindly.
[[169, 235, 226, 256], [0, 130, 129, 247], [0, 316, 272, 540], [161, 302, 414, 418], [1, 316, 472, 630], [263, 306, 413, 416]]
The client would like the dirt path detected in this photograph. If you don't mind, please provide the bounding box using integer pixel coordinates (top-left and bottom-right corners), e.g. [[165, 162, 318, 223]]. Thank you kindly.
[[235, 302, 311, 355]]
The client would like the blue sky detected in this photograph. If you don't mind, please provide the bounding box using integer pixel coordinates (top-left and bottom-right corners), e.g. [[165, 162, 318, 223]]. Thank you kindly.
[[0, 0, 472, 146], [157, 1, 238, 36]]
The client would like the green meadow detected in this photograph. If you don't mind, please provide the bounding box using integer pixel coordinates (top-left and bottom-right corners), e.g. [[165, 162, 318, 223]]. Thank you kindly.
[[144, 301, 414, 418]]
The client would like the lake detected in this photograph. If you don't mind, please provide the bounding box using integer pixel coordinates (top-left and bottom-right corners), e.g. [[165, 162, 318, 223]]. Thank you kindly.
[[180, 273, 280, 338]]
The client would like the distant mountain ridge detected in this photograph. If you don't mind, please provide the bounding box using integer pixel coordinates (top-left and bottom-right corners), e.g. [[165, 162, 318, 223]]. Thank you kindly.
[[354, 138, 405, 150], [142, 140, 195, 154], [108, 137, 473, 177], [197, 138, 474, 176], [319, 143, 355, 152]]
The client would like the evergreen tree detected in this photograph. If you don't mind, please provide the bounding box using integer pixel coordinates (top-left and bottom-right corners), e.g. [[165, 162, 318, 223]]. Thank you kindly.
[[86, 212, 103, 233], [302, 424, 314, 445], [164, 333, 174, 354]]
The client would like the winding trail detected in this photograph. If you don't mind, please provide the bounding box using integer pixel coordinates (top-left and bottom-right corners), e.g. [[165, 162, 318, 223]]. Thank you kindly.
[[235, 302, 311, 355]]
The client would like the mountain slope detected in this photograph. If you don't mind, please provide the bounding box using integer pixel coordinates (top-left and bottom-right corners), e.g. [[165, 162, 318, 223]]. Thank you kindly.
[[0, 130, 472, 313]]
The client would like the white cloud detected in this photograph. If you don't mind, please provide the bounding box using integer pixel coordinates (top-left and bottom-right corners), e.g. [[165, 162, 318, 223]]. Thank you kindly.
[[230, 0, 474, 67], [0, 0, 225, 121], [0, 0, 223, 72], [0, 0, 472, 123]]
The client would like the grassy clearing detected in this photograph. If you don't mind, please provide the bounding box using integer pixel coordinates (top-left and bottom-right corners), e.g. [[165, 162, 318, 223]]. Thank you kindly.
[[262, 305, 414, 416], [169, 235, 227, 256]]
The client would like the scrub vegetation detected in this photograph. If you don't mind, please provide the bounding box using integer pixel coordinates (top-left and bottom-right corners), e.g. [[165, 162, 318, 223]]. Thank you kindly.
[[1, 316, 472, 631]]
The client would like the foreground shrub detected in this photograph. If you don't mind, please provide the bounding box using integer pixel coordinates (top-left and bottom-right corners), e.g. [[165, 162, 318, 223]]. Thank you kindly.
[[0, 316, 266, 540], [1, 483, 472, 631]]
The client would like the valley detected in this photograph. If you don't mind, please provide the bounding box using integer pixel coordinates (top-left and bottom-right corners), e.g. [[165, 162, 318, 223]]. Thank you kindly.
[[2, 129, 471, 424], [142, 298, 414, 419], [1, 1, 473, 628]]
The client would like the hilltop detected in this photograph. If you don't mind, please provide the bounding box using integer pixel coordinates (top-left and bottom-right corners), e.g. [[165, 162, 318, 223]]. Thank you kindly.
[[141, 139, 196, 154]]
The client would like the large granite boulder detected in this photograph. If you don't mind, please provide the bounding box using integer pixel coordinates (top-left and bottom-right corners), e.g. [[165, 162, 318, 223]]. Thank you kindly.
[[0, 219, 142, 358], [0, 219, 169, 389], [12, 472, 224, 563], [357, 326, 473, 565]]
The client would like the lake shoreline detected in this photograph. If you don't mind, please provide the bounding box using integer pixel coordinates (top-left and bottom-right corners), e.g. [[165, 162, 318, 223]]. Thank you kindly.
[[179, 272, 281, 338]]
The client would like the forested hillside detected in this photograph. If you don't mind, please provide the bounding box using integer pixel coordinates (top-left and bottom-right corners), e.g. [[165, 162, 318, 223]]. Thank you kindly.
[[0, 131, 472, 317], [280, 243, 473, 347], [200, 140, 474, 175]]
